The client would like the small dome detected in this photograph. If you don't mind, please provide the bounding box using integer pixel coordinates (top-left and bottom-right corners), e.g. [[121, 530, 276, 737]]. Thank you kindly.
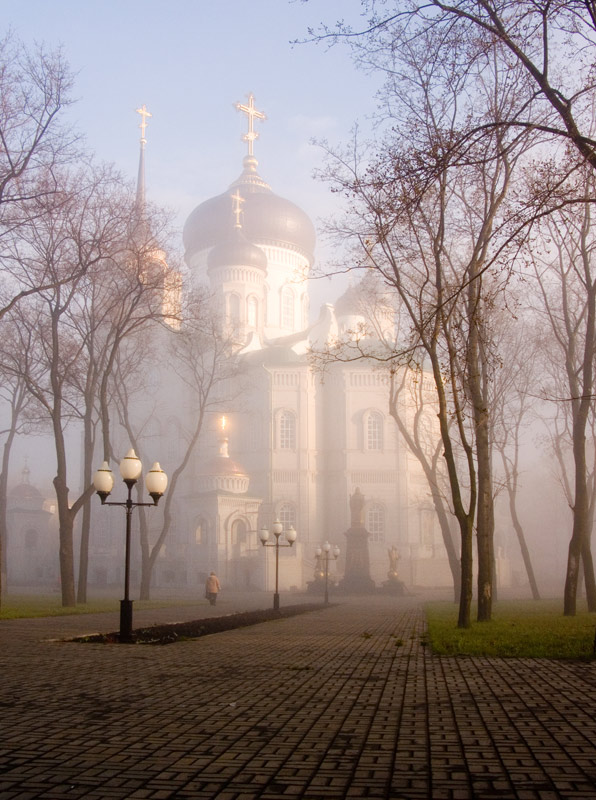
[[184, 157, 316, 265], [197, 438, 250, 494], [208, 227, 267, 272], [9, 482, 44, 511]]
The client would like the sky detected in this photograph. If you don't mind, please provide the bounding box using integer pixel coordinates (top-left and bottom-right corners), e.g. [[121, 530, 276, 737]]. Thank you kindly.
[[3, 0, 381, 308]]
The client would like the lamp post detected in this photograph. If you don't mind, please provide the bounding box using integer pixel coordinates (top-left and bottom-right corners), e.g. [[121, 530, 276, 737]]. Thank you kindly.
[[316, 541, 340, 604], [259, 520, 297, 610], [93, 449, 167, 643]]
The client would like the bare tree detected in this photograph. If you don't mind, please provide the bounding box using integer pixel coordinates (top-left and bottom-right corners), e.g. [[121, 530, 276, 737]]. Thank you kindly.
[[10, 166, 169, 606], [314, 26, 531, 625], [0, 318, 45, 604], [490, 316, 541, 600], [530, 181, 596, 613], [111, 292, 239, 600], [311, 1, 596, 176], [70, 207, 178, 603], [0, 33, 81, 319]]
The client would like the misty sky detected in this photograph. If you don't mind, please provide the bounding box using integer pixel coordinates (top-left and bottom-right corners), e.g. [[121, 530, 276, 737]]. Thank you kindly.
[[3, 0, 379, 296]]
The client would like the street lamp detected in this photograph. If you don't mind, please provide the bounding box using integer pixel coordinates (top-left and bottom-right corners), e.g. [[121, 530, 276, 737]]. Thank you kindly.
[[93, 449, 167, 643], [259, 520, 297, 610], [316, 541, 340, 604]]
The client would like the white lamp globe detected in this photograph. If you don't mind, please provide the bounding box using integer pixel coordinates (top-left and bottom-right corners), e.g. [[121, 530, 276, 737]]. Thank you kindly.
[[93, 462, 114, 494], [119, 448, 142, 481], [145, 462, 168, 496], [259, 528, 270, 544], [285, 525, 297, 544]]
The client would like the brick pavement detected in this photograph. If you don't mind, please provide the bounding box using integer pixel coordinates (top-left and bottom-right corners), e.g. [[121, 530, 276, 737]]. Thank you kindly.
[[1, 593, 596, 799]]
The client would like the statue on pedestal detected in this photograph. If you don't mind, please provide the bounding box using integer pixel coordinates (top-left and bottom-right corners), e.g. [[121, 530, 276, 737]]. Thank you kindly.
[[338, 487, 376, 594], [381, 544, 406, 595]]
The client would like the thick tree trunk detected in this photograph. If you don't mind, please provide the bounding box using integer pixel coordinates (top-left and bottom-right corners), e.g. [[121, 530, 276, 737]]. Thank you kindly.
[[54, 474, 76, 607], [564, 429, 591, 614], [476, 420, 494, 621], [458, 517, 474, 628], [76, 410, 95, 604]]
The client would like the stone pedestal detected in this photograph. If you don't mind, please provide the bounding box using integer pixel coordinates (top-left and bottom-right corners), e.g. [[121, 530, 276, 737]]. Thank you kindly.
[[338, 526, 376, 593]]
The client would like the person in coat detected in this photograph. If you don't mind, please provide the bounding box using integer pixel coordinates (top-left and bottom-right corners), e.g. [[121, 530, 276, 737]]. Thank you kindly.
[[205, 572, 221, 606]]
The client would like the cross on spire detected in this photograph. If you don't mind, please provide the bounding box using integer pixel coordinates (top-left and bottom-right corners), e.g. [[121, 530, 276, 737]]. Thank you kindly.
[[136, 104, 152, 145], [231, 190, 244, 228], [235, 93, 266, 157]]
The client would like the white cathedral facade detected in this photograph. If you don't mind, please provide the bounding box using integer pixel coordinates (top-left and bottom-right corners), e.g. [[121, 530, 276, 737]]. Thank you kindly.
[[113, 94, 456, 596]]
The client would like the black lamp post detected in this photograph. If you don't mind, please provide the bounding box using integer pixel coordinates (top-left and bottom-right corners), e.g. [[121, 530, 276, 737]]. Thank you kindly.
[[93, 449, 167, 643], [316, 541, 340, 604], [259, 520, 297, 610]]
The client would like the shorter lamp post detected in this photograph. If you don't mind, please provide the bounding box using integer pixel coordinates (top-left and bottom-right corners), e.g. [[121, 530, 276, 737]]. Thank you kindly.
[[259, 520, 297, 610], [316, 541, 340, 604], [93, 449, 167, 643]]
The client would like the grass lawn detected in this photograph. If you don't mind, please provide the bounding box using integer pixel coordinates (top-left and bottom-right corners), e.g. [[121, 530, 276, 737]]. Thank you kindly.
[[0, 594, 196, 620], [425, 599, 596, 659]]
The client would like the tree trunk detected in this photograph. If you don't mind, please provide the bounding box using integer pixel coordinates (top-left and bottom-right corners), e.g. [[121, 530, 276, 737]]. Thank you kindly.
[[76, 408, 95, 604], [564, 428, 591, 614], [508, 486, 540, 600], [54, 473, 76, 607], [458, 517, 474, 628]]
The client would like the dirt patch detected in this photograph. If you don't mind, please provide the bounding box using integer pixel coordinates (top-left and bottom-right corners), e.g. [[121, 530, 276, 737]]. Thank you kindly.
[[72, 603, 327, 645]]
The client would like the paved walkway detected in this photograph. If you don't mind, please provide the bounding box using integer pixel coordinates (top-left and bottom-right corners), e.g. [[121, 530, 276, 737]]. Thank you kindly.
[[1, 593, 596, 799]]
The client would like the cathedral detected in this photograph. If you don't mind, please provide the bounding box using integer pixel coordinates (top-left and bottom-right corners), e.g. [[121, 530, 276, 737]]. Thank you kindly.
[[124, 93, 456, 596]]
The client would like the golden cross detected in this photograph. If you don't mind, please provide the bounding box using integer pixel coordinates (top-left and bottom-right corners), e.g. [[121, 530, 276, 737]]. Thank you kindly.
[[231, 190, 244, 228], [136, 104, 152, 143], [235, 93, 266, 157]]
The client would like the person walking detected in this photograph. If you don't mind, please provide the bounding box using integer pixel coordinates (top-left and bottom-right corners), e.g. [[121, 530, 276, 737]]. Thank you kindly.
[[205, 571, 221, 606]]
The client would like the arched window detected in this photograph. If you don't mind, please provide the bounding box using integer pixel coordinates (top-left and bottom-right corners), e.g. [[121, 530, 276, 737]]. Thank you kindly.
[[279, 410, 296, 449], [227, 293, 241, 324], [278, 503, 296, 531], [366, 505, 385, 543], [366, 411, 383, 451], [195, 517, 208, 544], [247, 296, 258, 328], [281, 286, 294, 329]]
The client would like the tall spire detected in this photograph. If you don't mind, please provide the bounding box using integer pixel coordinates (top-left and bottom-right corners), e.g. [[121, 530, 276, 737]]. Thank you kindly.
[[135, 104, 152, 209]]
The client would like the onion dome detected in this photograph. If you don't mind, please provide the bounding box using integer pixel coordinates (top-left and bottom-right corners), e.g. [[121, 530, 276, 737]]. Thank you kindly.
[[9, 467, 44, 511], [208, 225, 267, 272], [184, 155, 316, 265]]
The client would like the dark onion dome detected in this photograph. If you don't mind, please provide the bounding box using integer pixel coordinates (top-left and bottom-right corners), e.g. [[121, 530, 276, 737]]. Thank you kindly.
[[207, 225, 267, 271], [9, 482, 44, 511], [183, 156, 316, 265]]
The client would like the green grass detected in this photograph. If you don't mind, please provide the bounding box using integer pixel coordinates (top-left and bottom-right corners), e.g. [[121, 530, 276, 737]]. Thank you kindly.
[[0, 594, 195, 620], [425, 599, 596, 659]]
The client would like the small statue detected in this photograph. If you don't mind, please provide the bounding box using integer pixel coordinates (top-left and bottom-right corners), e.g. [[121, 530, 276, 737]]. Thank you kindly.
[[387, 545, 400, 579], [349, 487, 365, 528]]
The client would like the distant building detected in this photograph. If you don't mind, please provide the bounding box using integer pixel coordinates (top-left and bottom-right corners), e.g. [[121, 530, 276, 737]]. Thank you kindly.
[[5, 466, 57, 587]]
